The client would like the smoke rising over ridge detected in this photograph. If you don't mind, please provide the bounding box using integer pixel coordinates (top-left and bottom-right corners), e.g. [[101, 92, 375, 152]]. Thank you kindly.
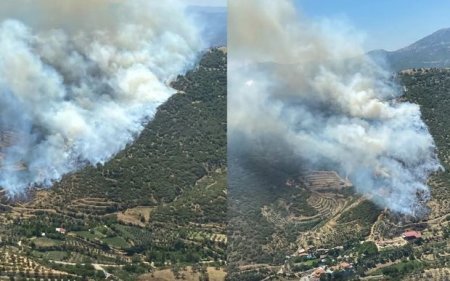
[[229, 0, 441, 216], [0, 0, 202, 195]]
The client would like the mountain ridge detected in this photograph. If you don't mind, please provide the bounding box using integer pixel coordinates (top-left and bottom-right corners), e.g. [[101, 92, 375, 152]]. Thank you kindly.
[[368, 27, 450, 71]]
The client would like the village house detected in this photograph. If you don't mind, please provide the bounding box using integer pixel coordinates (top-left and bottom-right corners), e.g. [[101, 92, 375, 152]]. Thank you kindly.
[[402, 230, 421, 241], [56, 227, 67, 235]]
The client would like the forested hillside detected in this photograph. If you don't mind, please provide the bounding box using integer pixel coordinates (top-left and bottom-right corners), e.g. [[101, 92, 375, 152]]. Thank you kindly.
[[0, 48, 227, 281]]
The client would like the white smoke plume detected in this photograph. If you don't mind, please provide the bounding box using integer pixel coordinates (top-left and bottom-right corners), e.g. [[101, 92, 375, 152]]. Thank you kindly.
[[0, 0, 203, 195], [229, 0, 441, 216]]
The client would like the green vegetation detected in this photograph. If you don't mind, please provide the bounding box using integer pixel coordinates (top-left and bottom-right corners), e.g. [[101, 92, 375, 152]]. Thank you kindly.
[[357, 241, 378, 256], [337, 200, 381, 238], [151, 171, 227, 225], [33, 237, 63, 248], [32, 250, 68, 260], [52, 48, 227, 206], [228, 157, 318, 266], [102, 236, 129, 249], [338, 200, 381, 226], [377, 260, 423, 280], [400, 68, 450, 171]]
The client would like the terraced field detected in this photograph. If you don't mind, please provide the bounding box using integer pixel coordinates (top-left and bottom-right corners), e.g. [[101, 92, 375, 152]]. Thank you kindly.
[[297, 197, 363, 249], [65, 198, 120, 215], [307, 192, 347, 219], [187, 230, 227, 244], [303, 171, 352, 191], [0, 246, 75, 280], [403, 267, 450, 281]]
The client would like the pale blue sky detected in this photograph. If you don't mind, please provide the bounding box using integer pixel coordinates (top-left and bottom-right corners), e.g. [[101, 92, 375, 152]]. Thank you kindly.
[[184, 0, 226, 7], [296, 0, 450, 51]]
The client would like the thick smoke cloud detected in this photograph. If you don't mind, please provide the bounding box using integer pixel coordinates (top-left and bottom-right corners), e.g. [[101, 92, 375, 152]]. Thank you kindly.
[[229, 0, 441, 216], [0, 0, 202, 195]]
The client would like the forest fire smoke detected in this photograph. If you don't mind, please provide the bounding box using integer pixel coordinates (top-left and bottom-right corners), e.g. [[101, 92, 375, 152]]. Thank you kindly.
[[0, 0, 202, 195], [229, 0, 441, 216]]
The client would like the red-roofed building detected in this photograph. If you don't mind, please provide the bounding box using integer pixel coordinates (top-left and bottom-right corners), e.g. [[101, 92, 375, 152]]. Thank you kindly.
[[339, 262, 353, 270], [313, 268, 326, 278], [402, 230, 421, 240], [56, 227, 66, 235]]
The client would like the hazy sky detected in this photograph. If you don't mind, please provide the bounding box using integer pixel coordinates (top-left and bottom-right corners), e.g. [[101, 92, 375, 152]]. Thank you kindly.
[[184, 0, 226, 7], [296, 0, 450, 51]]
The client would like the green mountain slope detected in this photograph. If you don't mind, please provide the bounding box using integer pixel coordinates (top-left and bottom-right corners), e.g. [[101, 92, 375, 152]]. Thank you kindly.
[[51, 48, 227, 206]]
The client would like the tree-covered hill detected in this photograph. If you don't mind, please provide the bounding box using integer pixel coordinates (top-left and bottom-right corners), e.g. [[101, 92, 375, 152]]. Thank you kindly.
[[51, 48, 227, 207]]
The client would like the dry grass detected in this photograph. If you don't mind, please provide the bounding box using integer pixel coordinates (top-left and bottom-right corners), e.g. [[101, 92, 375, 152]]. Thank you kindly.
[[138, 267, 225, 281], [117, 206, 154, 226]]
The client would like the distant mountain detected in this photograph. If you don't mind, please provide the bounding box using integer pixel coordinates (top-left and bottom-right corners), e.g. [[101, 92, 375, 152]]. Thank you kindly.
[[188, 6, 227, 47], [368, 28, 450, 71]]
